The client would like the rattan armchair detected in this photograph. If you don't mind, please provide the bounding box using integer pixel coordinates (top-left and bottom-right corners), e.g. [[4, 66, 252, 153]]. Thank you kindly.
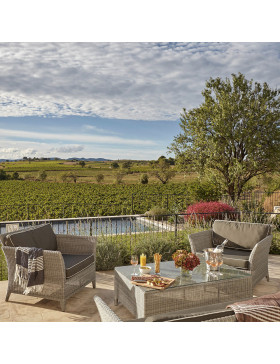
[[93, 295, 237, 322], [0, 224, 97, 311], [189, 220, 272, 287]]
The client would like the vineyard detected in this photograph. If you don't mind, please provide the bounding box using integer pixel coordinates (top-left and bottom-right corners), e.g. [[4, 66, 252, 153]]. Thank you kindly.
[[0, 180, 209, 221]]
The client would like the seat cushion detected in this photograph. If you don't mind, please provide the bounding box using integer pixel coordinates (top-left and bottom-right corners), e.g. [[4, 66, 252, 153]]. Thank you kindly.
[[7, 224, 57, 250], [62, 254, 95, 278], [213, 220, 271, 250], [222, 248, 251, 269]]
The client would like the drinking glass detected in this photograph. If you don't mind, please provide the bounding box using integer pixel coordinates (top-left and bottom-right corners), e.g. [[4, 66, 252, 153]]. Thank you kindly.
[[216, 254, 223, 276], [131, 255, 138, 276]]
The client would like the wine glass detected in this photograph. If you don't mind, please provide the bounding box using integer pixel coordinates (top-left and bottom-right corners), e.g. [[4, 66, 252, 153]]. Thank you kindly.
[[131, 255, 138, 276], [216, 254, 223, 276]]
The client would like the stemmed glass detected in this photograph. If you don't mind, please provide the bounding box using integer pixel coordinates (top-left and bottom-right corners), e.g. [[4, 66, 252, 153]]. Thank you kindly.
[[131, 255, 138, 276], [216, 254, 223, 276]]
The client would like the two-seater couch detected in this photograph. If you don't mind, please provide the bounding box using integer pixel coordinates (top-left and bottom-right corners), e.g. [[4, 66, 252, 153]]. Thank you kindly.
[[0, 223, 97, 311], [189, 220, 272, 287]]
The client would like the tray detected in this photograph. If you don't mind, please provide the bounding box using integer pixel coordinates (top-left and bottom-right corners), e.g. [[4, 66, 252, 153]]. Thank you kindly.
[[131, 275, 175, 290]]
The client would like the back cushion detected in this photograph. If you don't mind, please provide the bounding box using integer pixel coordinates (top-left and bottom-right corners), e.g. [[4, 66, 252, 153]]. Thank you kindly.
[[212, 220, 271, 250], [8, 228, 37, 248], [7, 224, 57, 250], [31, 224, 57, 250]]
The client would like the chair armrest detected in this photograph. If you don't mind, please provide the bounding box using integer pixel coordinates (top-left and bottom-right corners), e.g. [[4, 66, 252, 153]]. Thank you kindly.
[[188, 229, 213, 253], [2, 246, 66, 282], [249, 235, 272, 271], [56, 234, 97, 256], [144, 308, 236, 322]]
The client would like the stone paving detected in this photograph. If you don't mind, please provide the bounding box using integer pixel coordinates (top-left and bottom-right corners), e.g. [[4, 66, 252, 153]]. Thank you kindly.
[[0, 255, 279, 322]]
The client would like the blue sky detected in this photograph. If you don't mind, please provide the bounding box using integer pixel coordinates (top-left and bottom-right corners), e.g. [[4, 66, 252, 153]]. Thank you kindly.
[[0, 42, 280, 160]]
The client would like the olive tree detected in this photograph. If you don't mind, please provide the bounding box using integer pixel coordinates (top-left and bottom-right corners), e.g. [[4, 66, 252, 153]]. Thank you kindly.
[[170, 73, 280, 202]]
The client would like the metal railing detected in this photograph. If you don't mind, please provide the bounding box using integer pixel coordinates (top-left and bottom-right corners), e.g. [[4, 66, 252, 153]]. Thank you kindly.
[[1, 210, 279, 281]]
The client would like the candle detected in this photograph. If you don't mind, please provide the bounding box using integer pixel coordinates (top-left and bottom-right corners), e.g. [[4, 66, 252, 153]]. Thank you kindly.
[[140, 253, 146, 267]]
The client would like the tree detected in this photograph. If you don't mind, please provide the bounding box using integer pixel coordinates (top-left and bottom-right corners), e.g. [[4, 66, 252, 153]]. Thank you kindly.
[[111, 162, 119, 169], [38, 170, 47, 181], [0, 170, 8, 180], [68, 172, 77, 183], [121, 161, 132, 170], [152, 158, 175, 184], [12, 172, 19, 180], [96, 173, 104, 183], [170, 73, 280, 202], [114, 172, 124, 184], [79, 161, 86, 168]]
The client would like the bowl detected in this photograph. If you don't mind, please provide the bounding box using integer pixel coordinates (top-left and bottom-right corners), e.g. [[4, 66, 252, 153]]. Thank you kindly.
[[139, 266, 152, 275]]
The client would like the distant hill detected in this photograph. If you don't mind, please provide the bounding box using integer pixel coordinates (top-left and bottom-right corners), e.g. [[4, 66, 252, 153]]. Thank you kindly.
[[0, 157, 111, 162], [67, 158, 111, 161]]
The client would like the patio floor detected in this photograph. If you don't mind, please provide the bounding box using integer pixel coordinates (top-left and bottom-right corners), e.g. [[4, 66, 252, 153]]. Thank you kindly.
[[1, 255, 280, 322]]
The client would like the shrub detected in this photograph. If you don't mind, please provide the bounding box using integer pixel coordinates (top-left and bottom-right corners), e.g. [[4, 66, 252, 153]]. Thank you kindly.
[[96, 239, 126, 270], [38, 170, 47, 181], [96, 173, 104, 184], [140, 173, 149, 184], [145, 206, 170, 221], [184, 201, 236, 222], [114, 172, 124, 184], [12, 172, 20, 180]]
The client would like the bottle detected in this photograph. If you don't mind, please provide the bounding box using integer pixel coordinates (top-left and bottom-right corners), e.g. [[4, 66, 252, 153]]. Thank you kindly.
[[213, 239, 228, 253]]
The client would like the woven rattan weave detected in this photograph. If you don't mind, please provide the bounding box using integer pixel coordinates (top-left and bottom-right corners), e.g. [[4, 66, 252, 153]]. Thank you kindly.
[[1, 233, 97, 311], [114, 258, 252, 319]]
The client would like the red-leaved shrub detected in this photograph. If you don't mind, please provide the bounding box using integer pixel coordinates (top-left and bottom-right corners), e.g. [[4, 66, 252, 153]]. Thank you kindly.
[[184, 201, 236, 222]]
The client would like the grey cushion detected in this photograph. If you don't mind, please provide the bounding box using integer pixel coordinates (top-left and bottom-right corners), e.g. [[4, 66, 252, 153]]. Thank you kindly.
[[7, 228, 37, 248], [62, 254, 95, 278], [7, 224, 57, 250], [212, 231, 249, 250], [213, 220, 271, 250], [31, 224, 57, 250], [222, 248, 251, 269]]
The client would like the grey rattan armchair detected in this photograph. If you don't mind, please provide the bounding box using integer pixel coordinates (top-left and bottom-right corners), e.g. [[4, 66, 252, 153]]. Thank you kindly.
[[189, 220, 272, 287], [0, 224, 97, 311], [93, 295, 237, 322]]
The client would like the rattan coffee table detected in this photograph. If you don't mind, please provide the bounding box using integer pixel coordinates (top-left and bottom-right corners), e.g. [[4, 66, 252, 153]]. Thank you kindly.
[[114, 257, 252, 319]]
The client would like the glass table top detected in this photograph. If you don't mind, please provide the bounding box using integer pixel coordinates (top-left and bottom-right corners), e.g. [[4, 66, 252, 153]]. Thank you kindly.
[[115, 256, 251, 290]]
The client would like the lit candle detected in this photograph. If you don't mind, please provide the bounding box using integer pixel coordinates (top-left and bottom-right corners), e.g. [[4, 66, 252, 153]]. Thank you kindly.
[[140, 253, 146, 267]]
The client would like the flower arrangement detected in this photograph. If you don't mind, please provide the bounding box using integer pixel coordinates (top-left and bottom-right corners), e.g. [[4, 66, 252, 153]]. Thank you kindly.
[[172, 250, 200, 271]]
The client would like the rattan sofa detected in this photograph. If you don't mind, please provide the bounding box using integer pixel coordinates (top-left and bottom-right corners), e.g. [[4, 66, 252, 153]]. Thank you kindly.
[[93, 295, 237, 322], [189, 220, 272, 287], [0, 223, 97, 311]]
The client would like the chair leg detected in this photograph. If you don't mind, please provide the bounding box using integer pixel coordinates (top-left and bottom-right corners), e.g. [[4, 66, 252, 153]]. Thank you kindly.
[[266, 274, 270, 282], [92, 281, 96, 289], [60, 300, 66, 312]]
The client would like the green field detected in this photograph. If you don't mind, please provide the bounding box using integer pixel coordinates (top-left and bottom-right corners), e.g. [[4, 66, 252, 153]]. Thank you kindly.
[[0, 159, 196, 184]]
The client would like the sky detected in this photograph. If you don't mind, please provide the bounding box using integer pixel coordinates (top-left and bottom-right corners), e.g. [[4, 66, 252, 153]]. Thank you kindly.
[[0, 42, 280, 160]]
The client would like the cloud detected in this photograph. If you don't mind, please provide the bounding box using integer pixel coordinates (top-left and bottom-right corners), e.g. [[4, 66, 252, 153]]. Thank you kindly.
[[54, 145, 84, 153], [0, 148, 19, 153], [0, 128, 156, 146], [22, 148, 37, 155], [0, 42, 279, 121], [82, 124, 118, 134], [0, 147, 37, 159]]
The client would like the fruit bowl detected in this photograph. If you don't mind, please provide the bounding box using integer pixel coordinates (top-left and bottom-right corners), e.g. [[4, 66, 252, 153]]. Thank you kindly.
[[139, 266, 152, 275]]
